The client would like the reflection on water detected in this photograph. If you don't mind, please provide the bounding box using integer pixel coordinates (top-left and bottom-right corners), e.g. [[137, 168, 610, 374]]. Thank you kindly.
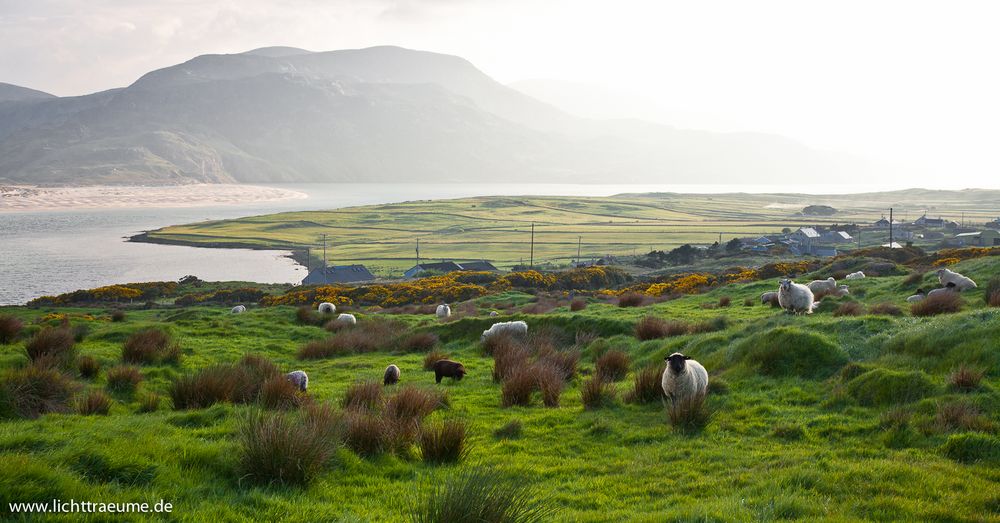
[[0, 182, 964, 305]]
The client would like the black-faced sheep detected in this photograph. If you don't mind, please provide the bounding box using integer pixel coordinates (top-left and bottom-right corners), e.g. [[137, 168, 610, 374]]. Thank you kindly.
[[937, 268, 977, 291], [661, 352, 709, 406], [481, 320, 528, 341], [285, 370, 308, 392], [778, 279, 816, 314], [906, 288, 926, 303], [383, 364, 400, 385], [436, 304, 451, 319], [432, 359, 466, 384], [927, 282, 958, 298], [318, 302, 336, 314]]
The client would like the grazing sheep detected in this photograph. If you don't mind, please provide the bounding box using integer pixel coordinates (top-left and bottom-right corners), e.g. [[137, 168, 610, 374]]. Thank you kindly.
[[846, 271, 866, 280], [436, 304, 451, 319], [807, 277, 839, 298], [333, 313, 357, 325], [937, 268, 977, 291], [906, 288, 927, 303], [383, 364, 400, 385], [489, 311, 499, 317], [927, 282, 958, 298], [480, 320, 528, 341], [432, 359, 466, 383], [661, 352, 709, 406], [318, 302, 336, 314], [778, 279, 817, 314], [285, 370, 308, 392], [231, 305, 246, 314], [760, 291, 781, 307]]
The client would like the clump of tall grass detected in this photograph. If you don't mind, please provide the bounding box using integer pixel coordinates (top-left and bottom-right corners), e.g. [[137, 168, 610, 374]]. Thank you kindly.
[[580, 376, 616, 410], [911, 292, 962, 316], [295, 306, 323, 326], [534, 363, 564, 407], [169, 356, 278, 410], [934, 401, 992, 432], [259, 375, 307, 410], [868, 302, 903, 316], [77, 355, 101, 379], [625, 365, 663, 404], [986, 277, 1000, 307], [536, 349, 579, 381], [718, 296, 732, 307], [493, 344, 532, 383], [617, 292, 645, 308], [342, 381, 384, 412], [409, 466, 556, 523], [105, 365, 143, 394], [569, 298, 587, 311], [948, 364, 984, 392], [0, 364, 77, 419], [384, 385, 444, 421], [501, 367, 538, 407], [110, 310, 127, 322], [76, 390, 112, 415], [136, 392, 161, 413], [481, 331, 525, 357], [122, 328, 180, 365], [596, 350, 630, 382], [24, 327, 76, 369], [0, 314, 24, 344], [236, 409, 338, 486], [833, 302, 865, 317], [402, 332, 439, 352], [299, 319, 405, 359], [423, 349, 450, 371], [419, 419, 468, 464], [493, 420, 523, 439], [667, 395, 710, 433]]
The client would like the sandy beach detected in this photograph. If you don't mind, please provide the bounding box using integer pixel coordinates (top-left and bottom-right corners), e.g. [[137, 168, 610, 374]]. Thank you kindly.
[[0, 184, 308, 212]]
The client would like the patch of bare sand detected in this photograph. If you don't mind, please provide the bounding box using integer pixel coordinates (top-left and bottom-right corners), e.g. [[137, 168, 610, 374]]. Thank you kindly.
[[0, 184, 307, 212]]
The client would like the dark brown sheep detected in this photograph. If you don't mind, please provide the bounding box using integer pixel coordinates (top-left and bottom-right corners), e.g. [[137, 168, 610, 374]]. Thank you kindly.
[[432, 359, 466, 384], [384, 364, 400, 385]]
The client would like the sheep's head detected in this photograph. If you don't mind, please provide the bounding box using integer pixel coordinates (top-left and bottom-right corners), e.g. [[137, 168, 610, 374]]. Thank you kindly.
[[455, 365, 467, 380], [665, 352, 689, 374], [937, 268, 948, 277], [915, 288, 925, 295], [779, 279, 793, 292]]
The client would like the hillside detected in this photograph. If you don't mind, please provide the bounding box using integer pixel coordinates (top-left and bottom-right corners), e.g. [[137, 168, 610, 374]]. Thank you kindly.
[[135, 189, 1000, 276], [0, 46, 869, 186], [0, 256, 998, 520], [0, 83, 55, 103]]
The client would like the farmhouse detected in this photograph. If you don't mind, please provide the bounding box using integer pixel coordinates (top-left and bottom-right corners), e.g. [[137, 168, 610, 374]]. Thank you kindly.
[[301, 265, 375, 285], [953, 230, 1000, 247], [404, 260, 499, 278], [821, 230, 853, 243], [914, 214, 946, 227]]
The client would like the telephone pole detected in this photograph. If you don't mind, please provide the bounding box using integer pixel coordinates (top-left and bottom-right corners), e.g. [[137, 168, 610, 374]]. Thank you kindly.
[[416, 239, 421, 265], [888, 208, 893, 248], [577, 236, 582, 264], [529, 223, 535, 268], [321, 234, 327, 269]]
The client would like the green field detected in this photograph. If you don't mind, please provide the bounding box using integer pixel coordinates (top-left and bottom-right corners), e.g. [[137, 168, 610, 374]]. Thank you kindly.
[[1, 255, 999, 521], [137, 189, 1000, 276]]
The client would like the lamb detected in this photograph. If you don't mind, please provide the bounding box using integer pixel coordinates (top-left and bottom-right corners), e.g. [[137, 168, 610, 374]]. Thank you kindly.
[[661, 352, 709, 406], [432, 359, 466, 383], [317, 302, 336, 314], [480, 320, 528, 341], [906, 288, 926, 303], [383, 364, 400, 385], [937, 268, 977, 291], [846, 271, 866, 280], [760, 291, 781, 307], [489, 311, 499, 317], [927, 282, 958, 298], [777, 279, 817, 314], [807, 277, 849, 298], [436, 304, 451, 319], [231, 305, 246, 314], [285, 370, 308, 392], [333, 313, 357, 325]]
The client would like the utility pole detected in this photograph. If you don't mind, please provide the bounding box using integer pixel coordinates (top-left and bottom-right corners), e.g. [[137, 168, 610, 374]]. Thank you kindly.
[[889, 208, 893, 248], [577, 236, 582, 264], [320, 234, 328, 284], [416, 239, 421, 265], [305, 247, 310, 274], [529, 223, 535, 268]]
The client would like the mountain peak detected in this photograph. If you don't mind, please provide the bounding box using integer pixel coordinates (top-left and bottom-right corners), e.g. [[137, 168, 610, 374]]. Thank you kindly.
[[241, 46, 314, 58], [0, 82, 56, 102]]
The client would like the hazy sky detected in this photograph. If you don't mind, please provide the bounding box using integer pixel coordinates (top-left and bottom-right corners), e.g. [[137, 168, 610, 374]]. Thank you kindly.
[[2, 0, 998, 186]]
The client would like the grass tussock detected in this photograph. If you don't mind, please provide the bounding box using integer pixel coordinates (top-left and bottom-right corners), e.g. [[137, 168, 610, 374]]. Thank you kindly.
[[718, 296, 731, 307], [299, 319, 405, 359], [402, 332, 439, 352], [846, 368, 937, 406], [295, 306, 322, 326], [911, 292, 963, 316], [76, 390, 112, 415], [903, 271, 925, 286], [122, 328, 180, 365], [501, 367, 538, 407], [259, 375, 307, 410], [868, 302, 903, 316], [384, 385, 444, 421], [77, 355, 100, 379], [24, 327, 76, 369], [481, 331, 525, 357], [493, 343, 531, 383], [833, 301, 865, 317], [105, 365, 143, 393], [536, 349, 579, 381], [634, 316, 677, 340], [941, 433, 1000, 464], [236, 409, 338, 486], [569, 298, 587, 311], [667, 395, 710, 433], [534, 363, 564, 407], [409, 466, 556, 523], [617, 292, 645, 308], [423, 349, 450, 371], [342, 381, 384, 412], [625, 365, 663, 404], [169, 357, 278, 410], [948, 364, 984, 392], [110, 310, 126, 322], [419, 419, 468, 464], [581, 376, 616, 410], [733, 327, 847, 378], [934, 401, 992, 433], [494, 420, 523, 439], [0, 364, 77, 419], [343, 411, 389, 456], [986, 277, 1000, 307], [136, 392, 161, 413], [0, 314, 24, 344], [596, 350, 630, 382]]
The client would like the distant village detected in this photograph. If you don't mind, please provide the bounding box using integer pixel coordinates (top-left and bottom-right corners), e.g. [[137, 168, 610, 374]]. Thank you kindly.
[[297, 214, 1000, 286]]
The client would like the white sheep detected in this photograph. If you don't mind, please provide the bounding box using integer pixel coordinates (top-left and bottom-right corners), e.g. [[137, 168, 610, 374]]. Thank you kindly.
[[317, 302, 336, 314], [760, 291, 780, 307], [489, 311, 499, 317], [937, 268, 977, 291], [285, 370, 308, 392], [778, 279, 817, 314], [481, 320, 528, 341], [906, 288, 926, 303], [661, 352, 709, 406], [846, 271, 866, 280], [436, 304, 451, 319], [231, 305, 246, 314], [927, 283, 959, 298], [333, 313, 357, 325]]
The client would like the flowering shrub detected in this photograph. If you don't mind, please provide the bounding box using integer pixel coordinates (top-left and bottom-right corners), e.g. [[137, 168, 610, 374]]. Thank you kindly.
[[626, 273, 715, 296], [27, 282, 178, 306], [932, 257, 961, 267], [175, 288, 265, 306]]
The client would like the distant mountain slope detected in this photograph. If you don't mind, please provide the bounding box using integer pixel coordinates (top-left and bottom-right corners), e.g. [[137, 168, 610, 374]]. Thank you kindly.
[[0, 82, 55, 103], [0, 46, 871, 186]]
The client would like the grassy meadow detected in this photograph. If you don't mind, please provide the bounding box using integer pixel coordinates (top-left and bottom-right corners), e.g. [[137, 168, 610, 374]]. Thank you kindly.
[[136, 189, 1000, 276], [1, 254, 999, 521]]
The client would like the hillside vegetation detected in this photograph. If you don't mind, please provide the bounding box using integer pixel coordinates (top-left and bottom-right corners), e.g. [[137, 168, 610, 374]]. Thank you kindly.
[[1, 255, 998, 520]]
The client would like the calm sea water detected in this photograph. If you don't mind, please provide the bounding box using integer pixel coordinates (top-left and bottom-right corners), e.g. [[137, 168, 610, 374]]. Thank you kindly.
[[0, 182, 966, 305]]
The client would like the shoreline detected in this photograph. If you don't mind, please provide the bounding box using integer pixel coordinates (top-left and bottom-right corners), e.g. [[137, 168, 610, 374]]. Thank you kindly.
[[0, 184, 308, 212]]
